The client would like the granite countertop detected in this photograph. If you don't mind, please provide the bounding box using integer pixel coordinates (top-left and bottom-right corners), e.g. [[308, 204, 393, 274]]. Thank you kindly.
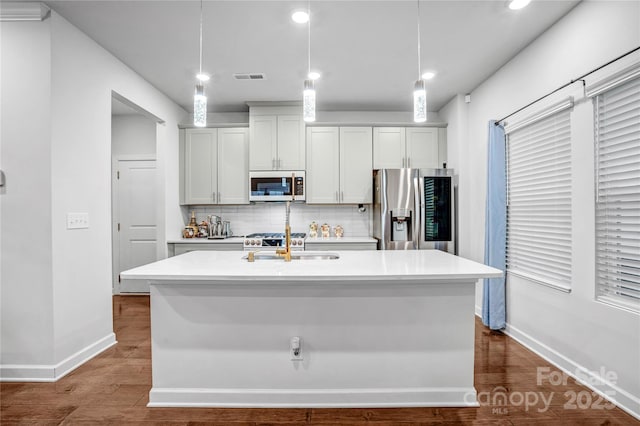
[[121, 250, 502, 283]]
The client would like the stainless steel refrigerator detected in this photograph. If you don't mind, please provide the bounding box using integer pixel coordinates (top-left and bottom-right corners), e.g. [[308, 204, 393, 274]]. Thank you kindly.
[[373, 168, 457, 253]]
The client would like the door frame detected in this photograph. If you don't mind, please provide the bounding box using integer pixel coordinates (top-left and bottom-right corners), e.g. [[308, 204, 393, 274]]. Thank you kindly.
[[111, 154, 156, 294]]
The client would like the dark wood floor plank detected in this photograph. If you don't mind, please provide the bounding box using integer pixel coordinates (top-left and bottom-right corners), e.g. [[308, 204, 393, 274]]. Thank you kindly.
[[1, 295, 637, 425]]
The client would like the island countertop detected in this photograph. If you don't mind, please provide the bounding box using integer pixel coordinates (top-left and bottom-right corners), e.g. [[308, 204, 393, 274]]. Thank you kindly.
[[121, 249, 502, 283]]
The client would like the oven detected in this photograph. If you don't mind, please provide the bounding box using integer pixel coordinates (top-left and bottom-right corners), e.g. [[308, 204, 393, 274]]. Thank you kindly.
[[243, 233, 306, 251]]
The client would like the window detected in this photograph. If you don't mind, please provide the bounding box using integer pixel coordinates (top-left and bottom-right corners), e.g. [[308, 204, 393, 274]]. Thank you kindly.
[[506, 107, 572, 292], [594, 76, 640, 313]]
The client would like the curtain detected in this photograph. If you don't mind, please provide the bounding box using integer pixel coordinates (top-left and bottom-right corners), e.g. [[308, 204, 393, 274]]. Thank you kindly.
[[482, 120, 506, 330]]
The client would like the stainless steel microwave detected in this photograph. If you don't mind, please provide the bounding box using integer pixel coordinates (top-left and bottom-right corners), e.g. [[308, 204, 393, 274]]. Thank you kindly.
[[249, 171, 306, 202]]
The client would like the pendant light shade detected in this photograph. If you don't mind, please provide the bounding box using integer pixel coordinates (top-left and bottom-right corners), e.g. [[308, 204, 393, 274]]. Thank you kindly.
[[413, 79, 427, 123], [303, 79, 316, 123], [193, 0, 207, 127], [301, 0, 316, 123], [412, 0, 428, 123], [194, 84, 207, 127]]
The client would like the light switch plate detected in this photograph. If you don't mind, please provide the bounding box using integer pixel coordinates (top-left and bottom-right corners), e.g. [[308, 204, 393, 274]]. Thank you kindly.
[[67, 213, 89, 229]]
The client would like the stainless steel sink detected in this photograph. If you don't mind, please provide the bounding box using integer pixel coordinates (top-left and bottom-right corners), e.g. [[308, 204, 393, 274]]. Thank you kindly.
[[243, 252, 340, 261]]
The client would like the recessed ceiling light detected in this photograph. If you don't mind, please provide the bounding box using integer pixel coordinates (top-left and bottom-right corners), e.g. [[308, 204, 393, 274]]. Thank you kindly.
[[508, 0, 531, 10], [196, 73, 210, 82], [291, 11, 309, 24], [308, 71, 321, 80], [421, 71, 436, 80]]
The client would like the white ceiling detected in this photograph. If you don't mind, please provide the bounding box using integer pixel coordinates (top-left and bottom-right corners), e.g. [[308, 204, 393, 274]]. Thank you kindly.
[[43, 0, 581, 114]]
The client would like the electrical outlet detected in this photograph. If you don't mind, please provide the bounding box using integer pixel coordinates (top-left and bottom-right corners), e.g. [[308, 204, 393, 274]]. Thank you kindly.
[[290, 336, 303, 361], [67, 213, 89, 229]]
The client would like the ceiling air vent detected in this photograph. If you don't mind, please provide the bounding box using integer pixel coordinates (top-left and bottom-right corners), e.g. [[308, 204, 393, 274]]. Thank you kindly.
[[233, 73, 266, 80]]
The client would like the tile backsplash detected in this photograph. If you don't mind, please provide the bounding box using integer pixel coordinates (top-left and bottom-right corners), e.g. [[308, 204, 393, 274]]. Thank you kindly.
[[182, 204, 372, 237]]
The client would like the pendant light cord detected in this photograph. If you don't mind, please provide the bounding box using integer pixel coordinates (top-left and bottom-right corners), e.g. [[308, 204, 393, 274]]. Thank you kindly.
[[199, 0, 203, 75], [416, 0, 421, 79], [307, 0, 311, 75]]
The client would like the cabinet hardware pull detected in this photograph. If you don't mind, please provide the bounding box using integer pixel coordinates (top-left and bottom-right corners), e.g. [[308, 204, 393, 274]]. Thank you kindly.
[[341, 191, 344, 202]]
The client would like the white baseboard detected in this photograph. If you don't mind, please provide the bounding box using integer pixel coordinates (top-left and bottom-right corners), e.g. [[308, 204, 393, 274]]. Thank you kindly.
[[504, 322, 640, 421], [0, 333, 117, 382], [148, 387, 480, 408]]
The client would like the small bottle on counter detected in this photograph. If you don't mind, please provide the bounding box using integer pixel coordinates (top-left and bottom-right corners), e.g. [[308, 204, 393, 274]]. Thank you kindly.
[[183, 211, 199, 239], [198, 221, 209, 238]]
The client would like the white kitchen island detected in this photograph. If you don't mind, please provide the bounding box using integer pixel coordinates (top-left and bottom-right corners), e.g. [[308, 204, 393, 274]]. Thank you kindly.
[[120, 249, 502, 408]]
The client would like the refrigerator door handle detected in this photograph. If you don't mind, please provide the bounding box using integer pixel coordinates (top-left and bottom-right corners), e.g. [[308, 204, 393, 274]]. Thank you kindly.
[[413, 174, 421, 249]]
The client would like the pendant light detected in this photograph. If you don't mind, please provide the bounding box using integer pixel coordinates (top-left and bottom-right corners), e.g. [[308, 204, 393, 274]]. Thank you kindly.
[[413, 0, 427, 123], [303, 0, 316, 122], [193, 0, 207, 127]]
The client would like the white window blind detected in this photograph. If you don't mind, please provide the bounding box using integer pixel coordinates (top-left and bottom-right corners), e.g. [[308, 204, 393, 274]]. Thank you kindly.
[[594, 76, 640, 313], [506, 109, 572, 291]]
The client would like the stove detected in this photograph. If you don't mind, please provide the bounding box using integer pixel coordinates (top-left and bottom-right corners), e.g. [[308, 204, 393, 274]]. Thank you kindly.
[[243, 232, 306, 251]]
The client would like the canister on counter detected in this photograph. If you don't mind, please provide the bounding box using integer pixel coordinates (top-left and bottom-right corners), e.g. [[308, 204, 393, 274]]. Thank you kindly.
[[321, 223, 331, 238]]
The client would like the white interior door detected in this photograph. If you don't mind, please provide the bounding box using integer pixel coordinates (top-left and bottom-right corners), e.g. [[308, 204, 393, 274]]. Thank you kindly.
[[116, 159, 157, 293]]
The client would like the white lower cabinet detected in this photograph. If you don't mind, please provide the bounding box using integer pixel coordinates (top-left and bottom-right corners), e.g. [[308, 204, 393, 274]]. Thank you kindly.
[[306, 126, 373, 204], [168, 242, 243, 257], [305, 241, 377, 251], [182, 128, 249, 205]]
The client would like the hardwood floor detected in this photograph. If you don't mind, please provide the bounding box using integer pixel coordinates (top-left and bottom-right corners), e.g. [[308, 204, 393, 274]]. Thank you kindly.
[[1, 295, 637, 425]]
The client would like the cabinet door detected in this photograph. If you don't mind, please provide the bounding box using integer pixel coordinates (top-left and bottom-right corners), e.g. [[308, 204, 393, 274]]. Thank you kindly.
[[306, 127, 340, 203], [406, 127, 439, 169], [184, 129, 217, 204], [249, 115, 277, 170], [373, 127, 405, 169], [340, 127, 373, 204], [218, 128, 249, 204], [277, 115, 305, 170]]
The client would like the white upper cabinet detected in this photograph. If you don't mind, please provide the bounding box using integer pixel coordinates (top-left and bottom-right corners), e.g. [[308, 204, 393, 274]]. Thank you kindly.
[[182, 128, 249, 205], [184, 129, 218, 204], [340, 127, 373, 204], [248, 116, 277, 170], [406, 127, 440, 169], [249, 111, 305, 170], [306, 127, 340, 204], [217, 127, 249, 204], [277, 115, 306, 170], [372, 127, 405, 169], [373, 127, 445, 169], [306, 126, 372, 204]]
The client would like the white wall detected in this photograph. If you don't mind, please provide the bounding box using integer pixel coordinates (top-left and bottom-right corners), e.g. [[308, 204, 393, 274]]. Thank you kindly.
[[112, 115, 156, 156], [0, 20, 55, 368], [439, 0, 640, 417], [1, 11, 186, 380]]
